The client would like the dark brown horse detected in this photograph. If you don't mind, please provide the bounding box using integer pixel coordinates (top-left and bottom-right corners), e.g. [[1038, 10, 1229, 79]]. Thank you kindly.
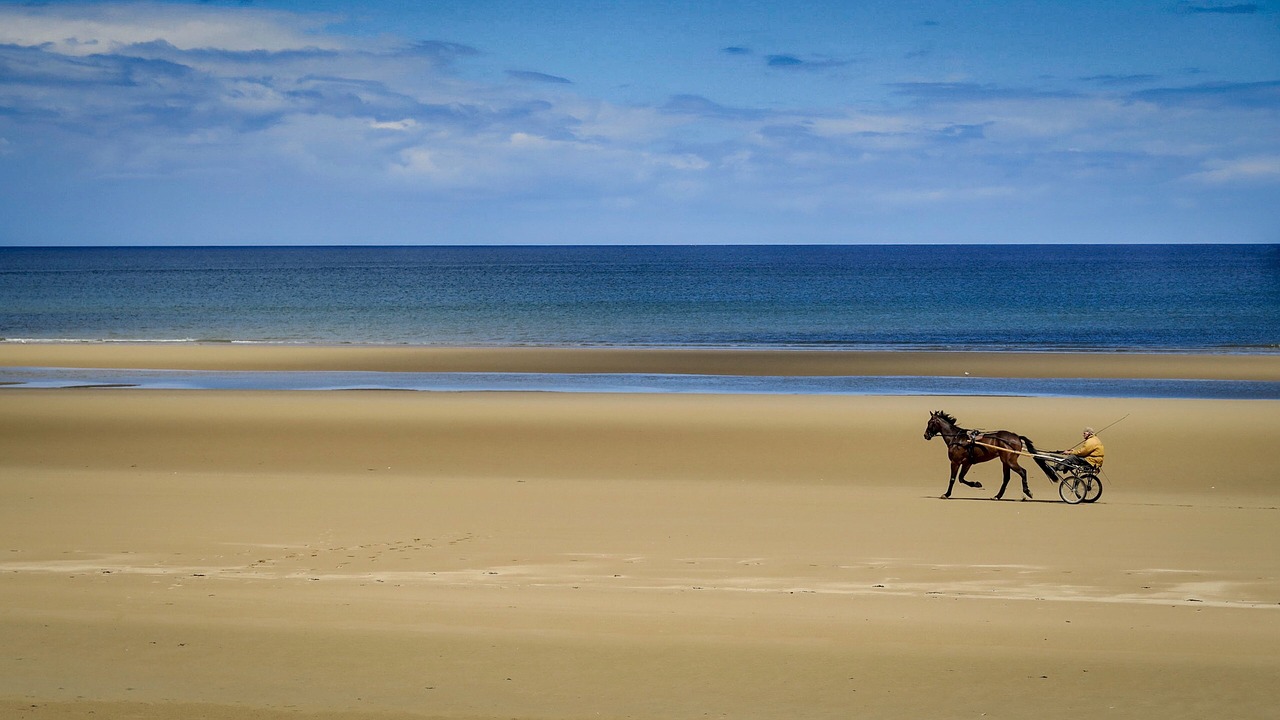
[[923, 411, 1059, 500]]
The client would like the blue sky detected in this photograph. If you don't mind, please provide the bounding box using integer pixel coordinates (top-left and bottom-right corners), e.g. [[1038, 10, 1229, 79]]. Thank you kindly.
[[1, 0, 1277, 245]]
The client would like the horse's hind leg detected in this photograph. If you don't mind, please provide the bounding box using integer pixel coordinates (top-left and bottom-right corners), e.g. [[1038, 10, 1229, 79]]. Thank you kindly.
[[994, 463, 1012, 500], [1016, 464, 1032, 500]]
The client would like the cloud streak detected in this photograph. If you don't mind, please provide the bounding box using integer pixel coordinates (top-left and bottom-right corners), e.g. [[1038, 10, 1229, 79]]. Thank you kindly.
[[1181, 3, 1261, 14], [0, 3, 351, 55], [507, 69, 572, 84], [1184, 156, 1280, 183], [764, 54, 850, 70]]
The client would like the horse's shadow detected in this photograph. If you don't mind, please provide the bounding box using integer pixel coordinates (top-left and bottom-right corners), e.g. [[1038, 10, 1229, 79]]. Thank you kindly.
[[926, 495, 1062, 504]]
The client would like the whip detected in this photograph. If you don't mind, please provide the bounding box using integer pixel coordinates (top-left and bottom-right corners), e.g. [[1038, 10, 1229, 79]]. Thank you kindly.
[[1062, 413, 1129, 454], [969, 413, 1129, 461]]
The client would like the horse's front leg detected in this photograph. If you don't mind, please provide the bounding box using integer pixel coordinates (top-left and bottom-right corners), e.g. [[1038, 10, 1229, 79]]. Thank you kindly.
[[957, 463, 981, 489], [943, 461, 961, 498]]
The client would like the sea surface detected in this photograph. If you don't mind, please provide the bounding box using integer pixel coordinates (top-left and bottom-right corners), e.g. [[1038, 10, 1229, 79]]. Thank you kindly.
[[3, 244, 1278, 350], [2, 245, 1278, 398]]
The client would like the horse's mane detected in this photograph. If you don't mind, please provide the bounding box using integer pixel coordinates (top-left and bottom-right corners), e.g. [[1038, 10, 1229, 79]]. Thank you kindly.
[[933, 410, 957, 425]]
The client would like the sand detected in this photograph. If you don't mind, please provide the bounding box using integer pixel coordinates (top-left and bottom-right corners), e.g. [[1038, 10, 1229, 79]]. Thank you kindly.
[[4, 341, 1280, 380], [1, 345, 1278, 719]]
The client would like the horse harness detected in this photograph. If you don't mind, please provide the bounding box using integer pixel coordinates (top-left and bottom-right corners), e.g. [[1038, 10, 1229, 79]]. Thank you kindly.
[[963, 429, 983, 463], [937, 426, 988, 464]]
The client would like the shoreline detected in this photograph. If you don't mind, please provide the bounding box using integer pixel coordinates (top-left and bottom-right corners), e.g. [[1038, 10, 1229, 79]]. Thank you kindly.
[[4, 367, 1280, 400], [3, 342, 1279, 381]]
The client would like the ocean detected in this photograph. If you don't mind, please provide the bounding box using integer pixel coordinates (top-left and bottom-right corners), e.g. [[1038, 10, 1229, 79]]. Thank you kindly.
[[3, 244, 1278, 351], [3, 245, 1279, 399]]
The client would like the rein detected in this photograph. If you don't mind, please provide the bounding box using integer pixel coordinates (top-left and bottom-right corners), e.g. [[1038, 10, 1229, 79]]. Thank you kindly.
[[971, 438, 1057, 461]]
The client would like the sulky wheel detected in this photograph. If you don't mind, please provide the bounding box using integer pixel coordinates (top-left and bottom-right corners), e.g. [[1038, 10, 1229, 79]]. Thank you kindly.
[[1082, 473, 1103, 503], [1059, 475, 1087, 504]]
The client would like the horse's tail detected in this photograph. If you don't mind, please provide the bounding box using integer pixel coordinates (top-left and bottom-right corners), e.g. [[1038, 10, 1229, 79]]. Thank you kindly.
[[1020, 436, 1060, 482]]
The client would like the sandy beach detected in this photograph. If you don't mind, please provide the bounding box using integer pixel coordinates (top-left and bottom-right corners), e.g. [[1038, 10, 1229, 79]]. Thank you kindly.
[[2, 345, 1278, 719], [4, 341, 1280, 380]]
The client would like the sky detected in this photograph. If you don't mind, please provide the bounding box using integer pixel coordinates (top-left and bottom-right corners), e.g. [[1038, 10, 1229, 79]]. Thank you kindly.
[[0, 0, 1277, 245]]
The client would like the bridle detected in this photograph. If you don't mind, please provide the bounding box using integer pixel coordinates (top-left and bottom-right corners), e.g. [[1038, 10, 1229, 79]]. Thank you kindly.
[[925, 415, 968, 444]]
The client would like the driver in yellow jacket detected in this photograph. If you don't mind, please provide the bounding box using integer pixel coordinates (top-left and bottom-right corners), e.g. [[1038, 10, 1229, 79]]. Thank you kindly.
[[1063, 427, 1104, 469]]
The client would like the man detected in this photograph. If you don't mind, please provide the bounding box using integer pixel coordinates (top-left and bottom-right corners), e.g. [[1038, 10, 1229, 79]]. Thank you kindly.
[[1063, 427, 1104, 469]]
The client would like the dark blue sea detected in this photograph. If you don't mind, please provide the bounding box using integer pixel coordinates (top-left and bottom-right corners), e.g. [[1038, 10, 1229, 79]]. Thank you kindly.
[[3, 245, 1278, 351], [3, 245, 1278, 399]]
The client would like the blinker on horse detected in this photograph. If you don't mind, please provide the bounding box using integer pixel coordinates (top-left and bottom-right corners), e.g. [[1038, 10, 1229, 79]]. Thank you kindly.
[[923, 411, 1059, 500]]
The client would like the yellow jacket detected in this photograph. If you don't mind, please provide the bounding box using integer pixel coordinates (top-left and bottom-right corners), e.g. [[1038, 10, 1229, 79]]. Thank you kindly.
[[1068, 435, 1105, 468]]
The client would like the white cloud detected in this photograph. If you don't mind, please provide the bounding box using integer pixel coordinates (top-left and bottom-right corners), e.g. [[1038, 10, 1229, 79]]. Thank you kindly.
[[370, 119, 419, 131], [1184, 156, 1280, 184], [507, 132, 551, 148], [0, 3, 349, 56], [568, 101, 688, 144], [874, 185, 1021, 206], [218, 79, 293, 115], [808, 113, 915, 136], [395, 146, 444, 177], [659, 154, 711, 171]]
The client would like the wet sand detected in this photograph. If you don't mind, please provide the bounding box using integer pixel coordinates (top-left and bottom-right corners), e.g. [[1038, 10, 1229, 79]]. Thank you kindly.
[[4, 341, 1280, 380], [1, 345, 1278, 719]]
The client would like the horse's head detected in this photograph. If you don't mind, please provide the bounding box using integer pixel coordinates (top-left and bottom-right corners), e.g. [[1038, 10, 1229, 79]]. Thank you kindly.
[[923, 410, 955, 440], [924, 411, 941, 440]]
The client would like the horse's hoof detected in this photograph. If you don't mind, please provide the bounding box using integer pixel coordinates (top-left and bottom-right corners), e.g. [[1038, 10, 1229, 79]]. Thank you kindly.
[[941, 494, 951, 499], [972, 482, 982, 489]]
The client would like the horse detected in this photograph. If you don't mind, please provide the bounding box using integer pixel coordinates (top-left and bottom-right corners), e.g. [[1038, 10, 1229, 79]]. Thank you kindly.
[[923, 410, 1059, 500]]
